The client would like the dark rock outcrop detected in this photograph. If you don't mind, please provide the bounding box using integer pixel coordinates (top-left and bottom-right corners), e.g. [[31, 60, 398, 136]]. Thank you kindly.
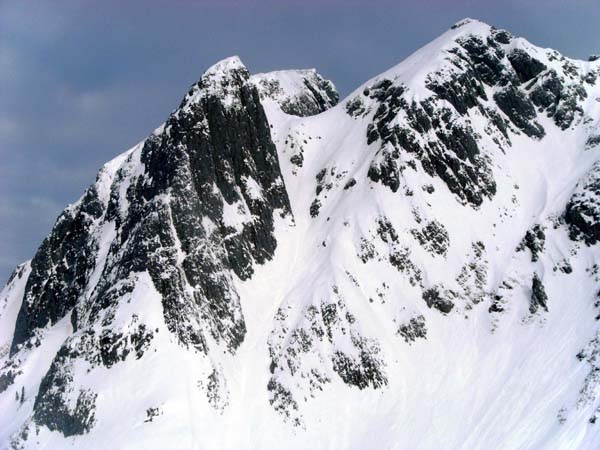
[[364, 77, 496, 206], [530, 273, 548, 313], [507, 49, 547, 83], [566, 162, 600, 245], [494, 86, 545, 138], [422, 286, 455, 314], [398, 315, 427, 343], [517, 225, 546, 262]]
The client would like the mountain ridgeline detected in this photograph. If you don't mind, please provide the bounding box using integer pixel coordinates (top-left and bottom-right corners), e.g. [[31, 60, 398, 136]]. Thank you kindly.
[[2, 19, 600, 449]]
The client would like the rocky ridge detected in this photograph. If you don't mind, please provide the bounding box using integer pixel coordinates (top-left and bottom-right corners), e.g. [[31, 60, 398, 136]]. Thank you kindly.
[[1, 19, 600, 450]]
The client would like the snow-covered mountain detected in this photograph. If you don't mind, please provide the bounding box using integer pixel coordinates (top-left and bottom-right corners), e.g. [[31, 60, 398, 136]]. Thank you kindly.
[[2, 18, 600, 449]]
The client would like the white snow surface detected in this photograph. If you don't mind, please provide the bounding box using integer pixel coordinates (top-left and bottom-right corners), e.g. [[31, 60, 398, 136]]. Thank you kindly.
[[2, 18, 600, 449]]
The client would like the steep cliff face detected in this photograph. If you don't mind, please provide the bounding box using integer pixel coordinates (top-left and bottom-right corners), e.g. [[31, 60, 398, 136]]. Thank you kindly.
[[2, 18, 600, 450]]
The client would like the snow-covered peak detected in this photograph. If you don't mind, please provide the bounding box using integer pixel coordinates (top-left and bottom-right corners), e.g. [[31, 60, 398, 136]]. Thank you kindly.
[[200, 55, 249, 90], [251, 68, 338, 116], [204, 55, 246, 76], [340, 16, 597, 137], [450, 17, 490, 31], [180, 55, 251, 110], [343, 19, 500, 99]]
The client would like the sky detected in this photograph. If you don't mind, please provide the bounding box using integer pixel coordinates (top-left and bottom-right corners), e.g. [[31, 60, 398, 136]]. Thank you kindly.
[[1, 0, 599, 283]]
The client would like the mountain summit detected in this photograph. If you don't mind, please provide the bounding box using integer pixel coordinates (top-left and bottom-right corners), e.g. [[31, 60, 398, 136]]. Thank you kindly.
[[1, 19, 600, 449]]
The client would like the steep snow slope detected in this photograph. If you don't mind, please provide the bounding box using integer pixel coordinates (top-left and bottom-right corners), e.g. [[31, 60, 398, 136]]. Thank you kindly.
[[2, 18, 600, 449]]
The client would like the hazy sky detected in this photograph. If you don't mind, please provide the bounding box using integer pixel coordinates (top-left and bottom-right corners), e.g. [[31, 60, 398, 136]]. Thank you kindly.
[[1, 0, 599, 283]]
